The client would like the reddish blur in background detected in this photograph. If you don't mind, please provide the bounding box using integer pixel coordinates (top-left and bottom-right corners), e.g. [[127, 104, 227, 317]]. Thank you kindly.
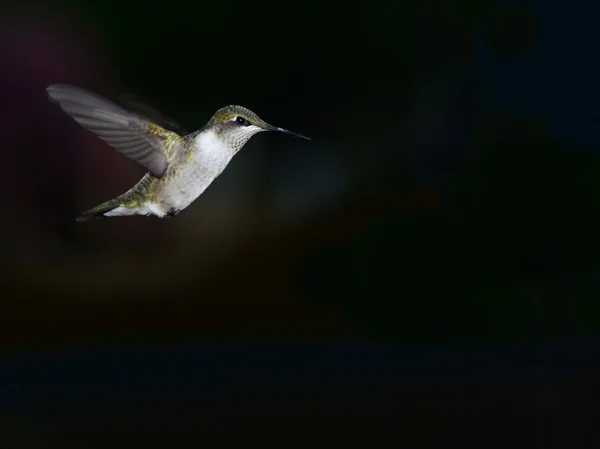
[[2, 0, 600, 446], [1, 0, 600, 348]]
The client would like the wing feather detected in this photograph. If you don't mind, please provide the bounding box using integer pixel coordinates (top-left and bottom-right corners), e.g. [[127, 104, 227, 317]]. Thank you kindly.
[[47, 84, 181, 178]]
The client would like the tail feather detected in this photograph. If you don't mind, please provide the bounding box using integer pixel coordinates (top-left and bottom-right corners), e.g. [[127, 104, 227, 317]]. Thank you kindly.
[[75, 197, 125, 222]]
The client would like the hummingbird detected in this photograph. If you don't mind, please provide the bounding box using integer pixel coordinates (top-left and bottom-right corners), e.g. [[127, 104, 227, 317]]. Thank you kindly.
[[46, 84, 310, 222]]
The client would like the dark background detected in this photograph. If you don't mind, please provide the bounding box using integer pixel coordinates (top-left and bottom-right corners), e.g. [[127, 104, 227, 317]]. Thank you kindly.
[[1, 0, 599, 446]]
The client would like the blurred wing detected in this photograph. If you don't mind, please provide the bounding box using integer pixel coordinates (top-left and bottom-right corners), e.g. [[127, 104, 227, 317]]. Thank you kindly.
[[47, 84, 181, 178], [119, 93, 188, 135]]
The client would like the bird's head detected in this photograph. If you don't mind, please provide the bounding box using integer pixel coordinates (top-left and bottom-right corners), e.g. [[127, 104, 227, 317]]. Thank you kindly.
[[207, 105, 310, 152]]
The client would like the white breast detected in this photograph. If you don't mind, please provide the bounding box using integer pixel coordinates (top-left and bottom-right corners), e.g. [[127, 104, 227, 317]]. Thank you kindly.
[[194, 129, 232, 170], [158, 130, 234, 211]]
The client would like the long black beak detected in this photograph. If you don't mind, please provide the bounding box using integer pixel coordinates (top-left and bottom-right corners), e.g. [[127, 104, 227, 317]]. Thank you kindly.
[[266, 124, 311, 140]]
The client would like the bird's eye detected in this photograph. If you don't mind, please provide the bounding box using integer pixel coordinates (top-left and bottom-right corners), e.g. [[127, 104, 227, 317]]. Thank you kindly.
[[236, 116, 250, 126]]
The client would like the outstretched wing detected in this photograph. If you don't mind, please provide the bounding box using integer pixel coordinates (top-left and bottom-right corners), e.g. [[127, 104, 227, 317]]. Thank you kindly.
[[47, 83, 181, 178]]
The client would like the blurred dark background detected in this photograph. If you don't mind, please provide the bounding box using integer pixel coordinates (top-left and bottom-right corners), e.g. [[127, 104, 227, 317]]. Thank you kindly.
[[1, 0, 600, 446]]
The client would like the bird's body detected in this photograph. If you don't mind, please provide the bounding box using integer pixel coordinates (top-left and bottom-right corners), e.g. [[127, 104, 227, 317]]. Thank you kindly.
[[46, 84, 309, 221], [99, 130, 233, 219]]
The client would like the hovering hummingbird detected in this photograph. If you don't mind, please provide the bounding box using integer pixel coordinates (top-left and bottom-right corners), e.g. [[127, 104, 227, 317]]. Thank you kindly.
[[46, 84, 310, 222]]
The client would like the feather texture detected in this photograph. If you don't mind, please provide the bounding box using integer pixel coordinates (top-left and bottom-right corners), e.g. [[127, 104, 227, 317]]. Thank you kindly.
[[46, 84, 180, 177]]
